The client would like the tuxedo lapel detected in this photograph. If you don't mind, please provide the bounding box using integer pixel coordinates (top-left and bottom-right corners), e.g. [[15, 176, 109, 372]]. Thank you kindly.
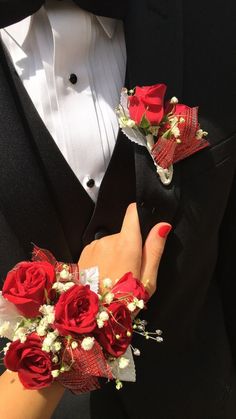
[[126, 0, 183, 99], [83, 131, 136, 244], [0, 42, 94, 261], [134, 145, 181, 240]]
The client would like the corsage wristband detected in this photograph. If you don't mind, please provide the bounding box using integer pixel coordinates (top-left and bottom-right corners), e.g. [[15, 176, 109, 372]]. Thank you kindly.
[[0, 246, 163, 393]]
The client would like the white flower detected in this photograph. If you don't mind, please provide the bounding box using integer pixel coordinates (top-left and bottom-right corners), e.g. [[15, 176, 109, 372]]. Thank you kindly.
[[36, 317, 49, 336], [13, 326, 28, 343], [39, 305, 54, 316], [170, 96, 178, 104], [136, 299, 144, 309], [115, 379, 123, 390], [60, 364, 70, 373], [104, 292, 114, 304], [172, 126, 180, 138], [44, 332, 57, 346], [51, 370, 60, 378], [60, 268, 70, 280], [118, 357, 130, 370], [3, 342, 11, 355], [126, 119, 136, 128], [0, 292, 22, 339], [97, 319, 104, 329], [52, 282, 65, 293], [71, 341, 78, 350], [63, 282, 75, 292], [81, 337, 95, 351], [39, 305, 55, 324], [52, 341, 62, 352], [102, 278, 112, 289], [99, 311, 109, 322], [52, 355, 59, 364], [42, 344, 51, 353], [127, 302, 136, 312], [196, 129, 208, 140]]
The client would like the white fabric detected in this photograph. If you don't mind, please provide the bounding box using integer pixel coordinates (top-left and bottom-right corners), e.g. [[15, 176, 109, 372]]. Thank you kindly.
[[1, 0, 126, 201]]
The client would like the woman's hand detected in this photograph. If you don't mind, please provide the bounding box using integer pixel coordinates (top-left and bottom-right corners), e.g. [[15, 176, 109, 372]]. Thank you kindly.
[[79, 203, 172, 297]]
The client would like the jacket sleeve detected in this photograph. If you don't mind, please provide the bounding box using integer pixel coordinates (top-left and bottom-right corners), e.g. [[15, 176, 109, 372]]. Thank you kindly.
[[216, 171, 236, 364], [0, 211, 26, 285], [0, 0, 44, 29]]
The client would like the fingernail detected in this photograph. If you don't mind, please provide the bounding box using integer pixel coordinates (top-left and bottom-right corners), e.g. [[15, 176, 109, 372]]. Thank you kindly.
[[158, 224, 172, 238]]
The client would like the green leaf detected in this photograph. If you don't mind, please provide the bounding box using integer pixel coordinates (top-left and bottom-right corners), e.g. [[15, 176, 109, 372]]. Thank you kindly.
[[140, 114, 150, 130]]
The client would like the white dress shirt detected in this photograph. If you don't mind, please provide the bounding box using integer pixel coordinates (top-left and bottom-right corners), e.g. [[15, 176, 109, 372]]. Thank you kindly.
[[1, 0, 126, 201]]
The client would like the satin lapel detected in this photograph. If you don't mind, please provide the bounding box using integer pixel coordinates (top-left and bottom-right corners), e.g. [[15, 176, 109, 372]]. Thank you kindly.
[[134, 145, 181, 240], [1, 43, 94, 261], [126, 0, 183, 99], [83, 131, 136, 244]]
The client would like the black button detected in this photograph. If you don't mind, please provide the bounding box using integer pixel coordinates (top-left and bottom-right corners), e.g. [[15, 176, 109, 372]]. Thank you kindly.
[[69, 73, 78, 84], [86, 178, 95, 188], [94, 229, 108, 240]]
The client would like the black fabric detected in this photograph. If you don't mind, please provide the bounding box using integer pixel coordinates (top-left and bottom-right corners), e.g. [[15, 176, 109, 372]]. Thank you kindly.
[[0, 1, 236, 418], [73, 0, 126, 19], [0, 0, 44, 28]]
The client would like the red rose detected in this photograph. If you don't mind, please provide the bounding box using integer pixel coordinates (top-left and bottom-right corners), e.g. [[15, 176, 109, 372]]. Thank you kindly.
[[112, 272, 149, 304], [128, 84, 167, 125], [2, 261, 55, 318], [4, 334, 53, 389], [95, 302, 132, 357], [54, 285, 99, 337]]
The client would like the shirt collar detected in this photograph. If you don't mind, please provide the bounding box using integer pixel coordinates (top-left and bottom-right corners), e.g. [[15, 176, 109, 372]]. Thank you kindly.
[[3, 12, 116, 48]]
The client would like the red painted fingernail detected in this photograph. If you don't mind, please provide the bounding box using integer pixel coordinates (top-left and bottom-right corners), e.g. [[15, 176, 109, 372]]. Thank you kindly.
[[158, 224, 172, 238]]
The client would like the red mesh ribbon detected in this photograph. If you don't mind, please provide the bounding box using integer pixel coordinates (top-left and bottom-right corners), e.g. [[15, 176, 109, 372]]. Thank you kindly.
[[57, 341, 113, 394], [32, 245, 80, 283], [152, 106, 209, 169]]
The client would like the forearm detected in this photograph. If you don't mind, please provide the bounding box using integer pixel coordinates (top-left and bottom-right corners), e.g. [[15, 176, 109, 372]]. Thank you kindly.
[[0, 0, 44, 28], [0, 370, 65, 419]]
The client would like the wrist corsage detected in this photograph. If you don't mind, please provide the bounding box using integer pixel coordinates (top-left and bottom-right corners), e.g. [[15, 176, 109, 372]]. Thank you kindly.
[[0, 246, 163, 393]]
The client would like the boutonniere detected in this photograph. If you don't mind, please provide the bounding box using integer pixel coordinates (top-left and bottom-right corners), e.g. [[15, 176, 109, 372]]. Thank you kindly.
[[116, 84, 209, 185]]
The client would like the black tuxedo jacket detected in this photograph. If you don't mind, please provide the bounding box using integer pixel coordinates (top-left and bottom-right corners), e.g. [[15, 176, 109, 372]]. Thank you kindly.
[[1, 1, 236, 418]]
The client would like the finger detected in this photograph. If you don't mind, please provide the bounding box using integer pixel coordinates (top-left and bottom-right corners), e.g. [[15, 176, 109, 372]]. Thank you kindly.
[[140, 223, 172, 296], [120, 203, 142, 244]]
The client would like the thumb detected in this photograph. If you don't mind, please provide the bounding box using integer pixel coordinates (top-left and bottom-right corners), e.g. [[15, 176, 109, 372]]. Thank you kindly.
[[140, 223, 172, 296]]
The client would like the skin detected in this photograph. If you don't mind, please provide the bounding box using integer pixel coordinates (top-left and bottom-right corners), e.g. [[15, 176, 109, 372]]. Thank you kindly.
[[0, 203, 171, 419]]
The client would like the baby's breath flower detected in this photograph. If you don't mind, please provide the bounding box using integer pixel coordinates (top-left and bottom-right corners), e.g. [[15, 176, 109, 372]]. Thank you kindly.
[[172, 126, 180, 138], [14, 326, 28, 343], [51, 369, 60, 378], [97, 319, 104, 329], [60, 268, 70, 280], [3, 342, 11, 355], [196, 129, 208, 140], [81, 337, 95, 351], [136, 299, 144, 310], [52, 341, 62, 352], [102, 278, 112, 289], [63, 282, 75, 292], [127, 302, 136, 312], [104, 292, 114, 305], [52, 355, 59, 364], [99, 311, 109, 322], [118, 357, 130, 369], [60, 364, 70, 373], [126, 119, 136, 128], [71, 341, 78, 350], [52, 282, 65, 293], [170, 96, 178, 104], [116, 379, 123, 390]]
